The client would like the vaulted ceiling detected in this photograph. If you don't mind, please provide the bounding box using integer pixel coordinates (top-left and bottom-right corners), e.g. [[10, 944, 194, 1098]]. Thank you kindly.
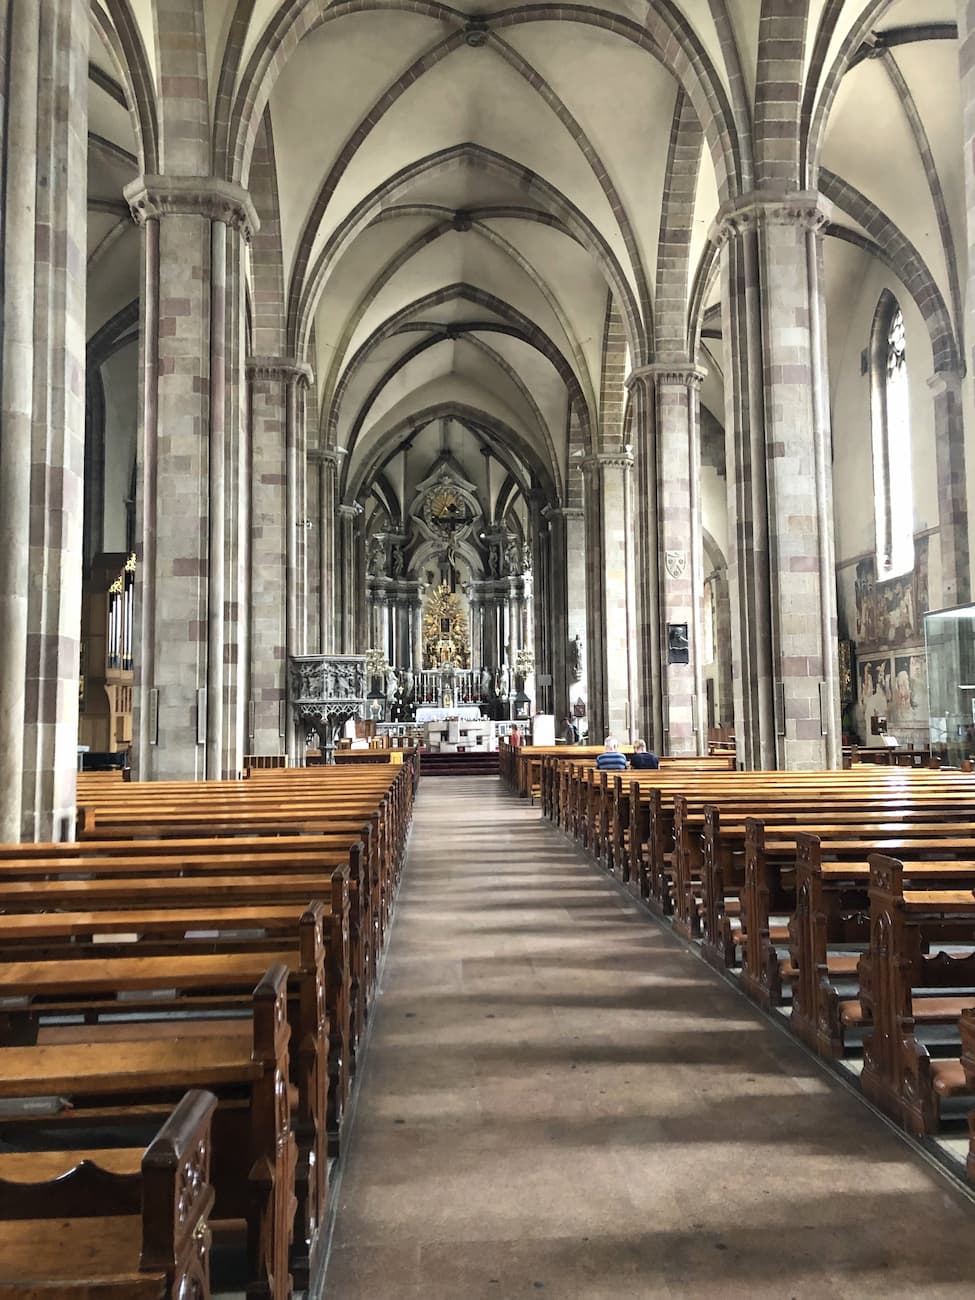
[[89, 0, 966, 525]]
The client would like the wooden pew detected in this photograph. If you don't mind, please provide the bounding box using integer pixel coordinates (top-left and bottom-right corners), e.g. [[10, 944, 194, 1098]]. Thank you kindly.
[[0, 964, 295, 1300], [784, 833, 975, 1057], [0, 1089, 216, 1299], [0, 854, 355, 1161], [711, 806, 975, 987], [958, 1009, 975, 1179], [0, 910, 329, 1286], [9, 763, 413, 1286], [77, 767, 411, 937], [0, 759, 413, 1289], [665, 777, 975, 941], [621, 768, 975, 907], [857, 854, 975, 1134]]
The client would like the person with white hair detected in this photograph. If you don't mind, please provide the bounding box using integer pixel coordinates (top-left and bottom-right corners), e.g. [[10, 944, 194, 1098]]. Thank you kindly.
[[631, 739, 659, 770], [596, 736, 627, 772]]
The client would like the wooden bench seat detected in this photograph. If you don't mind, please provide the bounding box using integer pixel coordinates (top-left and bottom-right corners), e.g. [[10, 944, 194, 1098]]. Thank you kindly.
[[840, 995, 975, 1027], [0, 1089, 216, 1300]]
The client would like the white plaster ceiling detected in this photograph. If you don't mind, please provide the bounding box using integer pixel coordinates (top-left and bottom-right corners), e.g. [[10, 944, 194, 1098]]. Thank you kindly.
[[87, 23, 141, 337], [92, 0, 966, 517]]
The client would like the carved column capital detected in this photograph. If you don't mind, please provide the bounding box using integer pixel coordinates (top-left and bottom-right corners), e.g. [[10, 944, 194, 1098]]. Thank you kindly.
[[309, 446, 341, 471], [628, 361, 707, 391], [246, 354, 314, 388], [928, 367, 965, 397], [709, 188, 832, 247], [541, 504, 585, 522], [578, 449, 634, 477], [124, 175, 260, 242]]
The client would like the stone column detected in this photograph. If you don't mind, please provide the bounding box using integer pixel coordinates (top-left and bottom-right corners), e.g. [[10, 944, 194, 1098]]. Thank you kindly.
[[126, 176, 258, 780], [713, 190, 840, 769], [412, 595, 423, 670], [626, 377, 663, 750], [543, 509, 569, 717], [338, 504, 358, 653], [468, 594, 480, 667], [507, 579, 520, 665], [630, 364, 707, 755], [354, 526, 369, 654], [561, 507, 588, 720], [581, 453, 637, 741], [317, 451, 339, 653], [398, 594, 409, 668], [0, 0, 88, 839], [381, 590, 391, 664], [708, 568, 734, 729], [530, 519, 549, 715], [245, 356, 312, 761], [960, 2, 975, 379], [388, 593, 399, 667], [289, 375, 310, 662], [0, 0, 40, 840], [304, 455, 320, 654], [929, 369, 971, 606], [365, 579, 377, 651], [480, 591, 495, 668]]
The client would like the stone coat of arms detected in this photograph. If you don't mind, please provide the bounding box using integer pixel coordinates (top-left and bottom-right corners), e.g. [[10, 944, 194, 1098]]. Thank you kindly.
[[665, 550, 687, 580]]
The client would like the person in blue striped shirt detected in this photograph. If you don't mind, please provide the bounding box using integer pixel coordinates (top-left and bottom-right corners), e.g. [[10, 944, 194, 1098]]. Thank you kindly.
[[595, 736, 628, 772]]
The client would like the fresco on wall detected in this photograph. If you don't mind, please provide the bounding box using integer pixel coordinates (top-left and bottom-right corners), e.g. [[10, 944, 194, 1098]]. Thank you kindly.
[[853, 650, 929, 743], [892, 652, 928, 726], [857, 656, 891, 733], [852, 650, 930, 743], [854, 537, 929, 652]]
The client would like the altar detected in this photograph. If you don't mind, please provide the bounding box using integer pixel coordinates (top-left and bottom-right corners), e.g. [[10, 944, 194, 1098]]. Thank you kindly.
[[415, 705, 482, 724], [423, 715, 496, 753]]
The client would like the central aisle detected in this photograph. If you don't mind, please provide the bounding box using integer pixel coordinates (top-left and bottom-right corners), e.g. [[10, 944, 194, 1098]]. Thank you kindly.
[[323, 778, 975, 1298]]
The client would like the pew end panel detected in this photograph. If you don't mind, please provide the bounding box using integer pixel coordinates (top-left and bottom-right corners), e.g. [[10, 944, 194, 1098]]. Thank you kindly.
[[247, 961, 298, 1300], [0, 1088, 217, 1300]]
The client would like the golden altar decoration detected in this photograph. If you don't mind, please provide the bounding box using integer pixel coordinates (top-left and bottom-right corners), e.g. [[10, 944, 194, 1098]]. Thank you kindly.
[[422, 582, 470, 669]]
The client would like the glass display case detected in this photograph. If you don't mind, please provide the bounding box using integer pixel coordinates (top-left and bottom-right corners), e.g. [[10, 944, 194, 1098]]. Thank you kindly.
[[923, 603, 975, 765]]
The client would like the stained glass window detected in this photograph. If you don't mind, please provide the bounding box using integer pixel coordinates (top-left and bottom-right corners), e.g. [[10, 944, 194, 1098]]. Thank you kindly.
[[871, 297, 914, 579]]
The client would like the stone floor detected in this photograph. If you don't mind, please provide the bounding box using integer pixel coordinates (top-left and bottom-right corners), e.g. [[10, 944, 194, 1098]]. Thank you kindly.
[[322, 778, 975, 1299]]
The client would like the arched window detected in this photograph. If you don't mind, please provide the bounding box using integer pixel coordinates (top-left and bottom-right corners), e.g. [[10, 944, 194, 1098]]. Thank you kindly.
[[870, 293, 914, 579]]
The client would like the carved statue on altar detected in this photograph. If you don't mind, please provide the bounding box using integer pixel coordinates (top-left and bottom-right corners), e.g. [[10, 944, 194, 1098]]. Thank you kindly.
[[421, 581, 470, 669], [434, 636, 456, 666], [504, 538, 520, 577], [367, 534, 384, 576]]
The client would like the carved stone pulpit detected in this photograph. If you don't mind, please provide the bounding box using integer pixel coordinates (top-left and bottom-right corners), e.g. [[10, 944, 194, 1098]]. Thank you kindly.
[[288, 655, 368, 757]]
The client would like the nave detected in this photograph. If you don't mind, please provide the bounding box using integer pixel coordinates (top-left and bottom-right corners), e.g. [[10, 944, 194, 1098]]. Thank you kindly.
[[326, 777, 975, 1299]]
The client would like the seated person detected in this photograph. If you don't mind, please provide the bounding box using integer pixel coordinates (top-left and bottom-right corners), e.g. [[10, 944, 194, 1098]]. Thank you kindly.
[[630, 739, 659, 770], [595, 736, 628, 771]]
